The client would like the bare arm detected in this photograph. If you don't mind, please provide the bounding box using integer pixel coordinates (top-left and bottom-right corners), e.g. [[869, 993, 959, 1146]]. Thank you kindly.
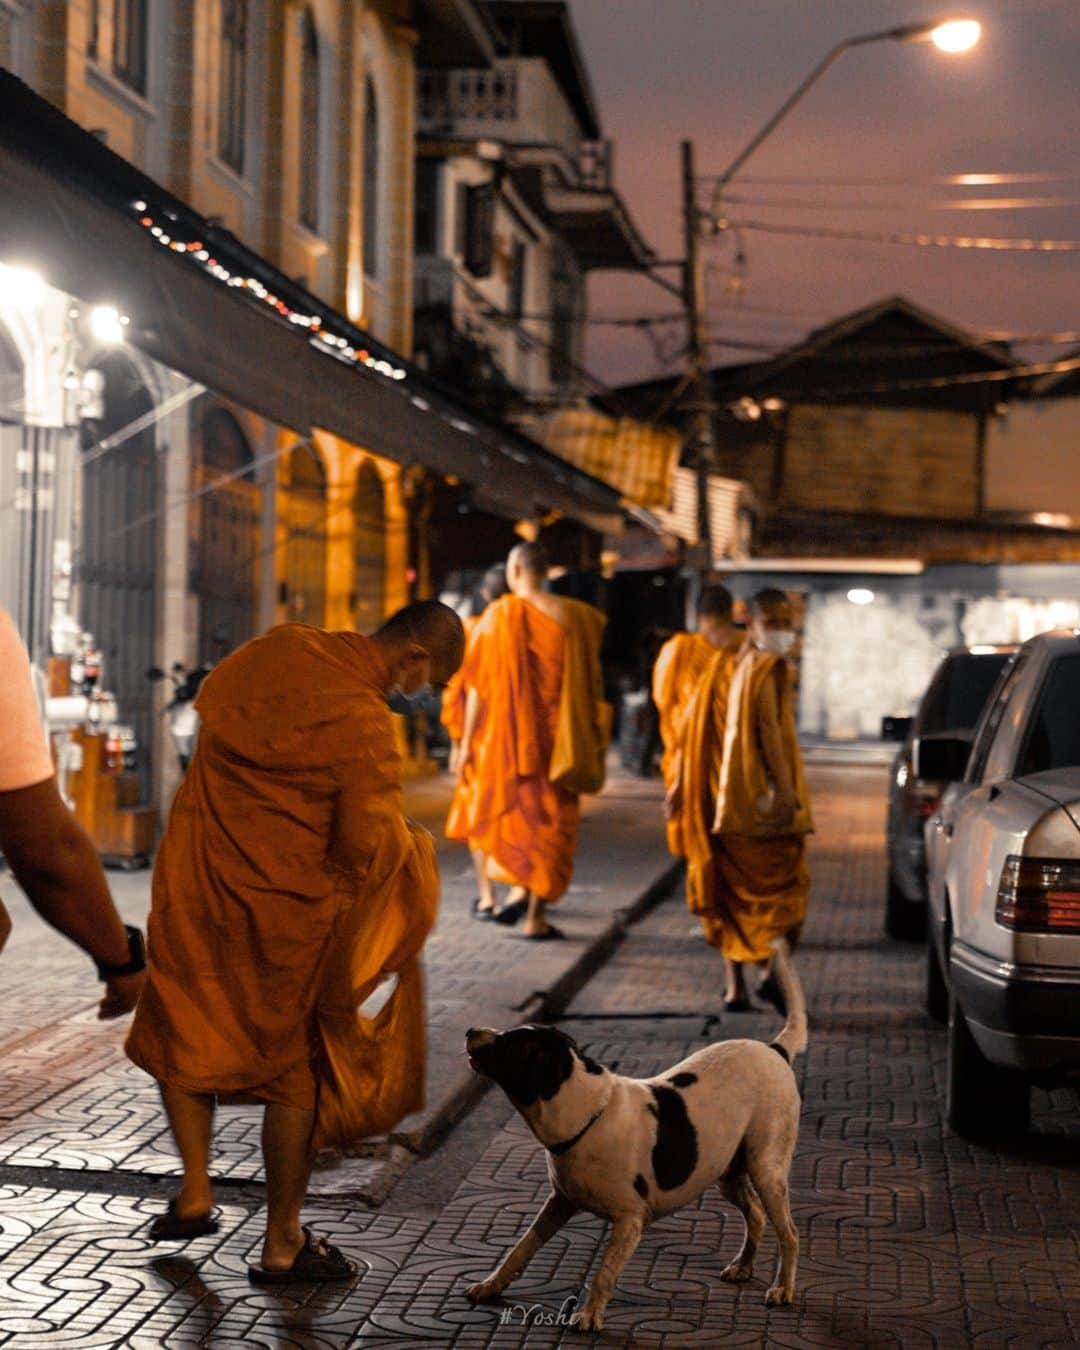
[[0, 777, 144, 1016]]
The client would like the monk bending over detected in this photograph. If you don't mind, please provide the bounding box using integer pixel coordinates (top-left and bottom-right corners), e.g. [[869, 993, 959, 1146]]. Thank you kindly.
[[448, 542, 608, 939], [126, 602, 464, 1283], [669, 587, 811, 1010]]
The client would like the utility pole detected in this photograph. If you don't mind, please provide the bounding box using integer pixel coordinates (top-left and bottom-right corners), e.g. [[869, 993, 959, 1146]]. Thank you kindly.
[[680, 139, 714, 596]]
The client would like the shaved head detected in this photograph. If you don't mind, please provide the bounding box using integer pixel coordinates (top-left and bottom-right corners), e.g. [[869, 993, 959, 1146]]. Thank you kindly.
[[376, 600, 465, 682], [507, 541, 549, 582]]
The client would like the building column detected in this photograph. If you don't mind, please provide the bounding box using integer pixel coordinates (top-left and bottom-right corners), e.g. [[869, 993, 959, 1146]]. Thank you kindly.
[[257, 422, 279, 632]]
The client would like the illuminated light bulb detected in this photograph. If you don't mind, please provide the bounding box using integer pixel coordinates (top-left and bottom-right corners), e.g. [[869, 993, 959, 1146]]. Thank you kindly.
[[90, 305, 126, 343], [133, 199, 147, 211], [0, 263, 46, 308], [930, 19, 981, 52], [846, 588, 875, 606], [150, 226, 162, 236], [140, 216, 153, 226]]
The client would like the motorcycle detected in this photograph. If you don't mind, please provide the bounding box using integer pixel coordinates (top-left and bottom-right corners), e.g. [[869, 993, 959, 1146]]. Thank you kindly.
[[146, 662, 212, 771]]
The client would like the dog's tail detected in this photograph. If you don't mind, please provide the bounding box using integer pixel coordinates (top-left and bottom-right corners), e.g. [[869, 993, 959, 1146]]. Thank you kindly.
[[769, 937, 808, 1062]]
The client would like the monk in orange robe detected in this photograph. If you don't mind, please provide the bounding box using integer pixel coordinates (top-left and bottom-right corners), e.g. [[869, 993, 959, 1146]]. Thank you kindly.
[[126, 602, 464, 1282], [653, 584, 743, 858], [442, 565, 508, 918], [447, 541, 608, 939], [672, 587, 811, 1010]]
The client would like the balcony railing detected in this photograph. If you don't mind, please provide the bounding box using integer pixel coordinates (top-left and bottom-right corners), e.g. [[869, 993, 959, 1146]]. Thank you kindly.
[[419, 69, 518, 124]]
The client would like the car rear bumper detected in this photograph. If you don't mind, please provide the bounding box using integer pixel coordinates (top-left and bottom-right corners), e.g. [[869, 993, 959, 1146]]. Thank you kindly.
[[951, 942, 1080, 1074]]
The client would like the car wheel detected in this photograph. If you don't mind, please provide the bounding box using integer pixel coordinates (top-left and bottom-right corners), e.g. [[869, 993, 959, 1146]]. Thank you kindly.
[[885, 869, 926, 940], [926, 936, 948, 1024], [946, 991, 1030, 1143]]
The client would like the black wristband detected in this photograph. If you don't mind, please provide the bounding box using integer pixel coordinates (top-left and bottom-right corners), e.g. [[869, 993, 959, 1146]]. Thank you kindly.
[[94, 924, 147, 980]]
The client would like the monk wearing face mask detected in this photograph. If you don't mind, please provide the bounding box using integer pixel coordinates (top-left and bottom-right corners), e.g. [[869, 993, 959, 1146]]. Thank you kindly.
[[674, 587, 811, 1012], [126, 601, 464, 1284]]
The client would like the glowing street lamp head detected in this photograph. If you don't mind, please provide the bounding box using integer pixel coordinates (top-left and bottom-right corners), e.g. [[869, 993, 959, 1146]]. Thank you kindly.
[[0, 263, 46, 309], [930, 19, 981, 52], [91, 305, 127, 344]]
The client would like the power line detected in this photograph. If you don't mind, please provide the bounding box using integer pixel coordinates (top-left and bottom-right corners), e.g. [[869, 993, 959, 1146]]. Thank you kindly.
[[731, 220, 1080, 251], [700, 171, 1080, 187], [721, 192, 1080, 212]]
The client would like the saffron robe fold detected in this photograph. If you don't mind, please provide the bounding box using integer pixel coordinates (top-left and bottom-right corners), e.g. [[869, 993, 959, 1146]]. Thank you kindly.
[[125, 624, 439, 1147], [440, 615, 478, 744], [445, 594, 606, 903], [652, 631, 727, 856], [681, 645, 812, 964]]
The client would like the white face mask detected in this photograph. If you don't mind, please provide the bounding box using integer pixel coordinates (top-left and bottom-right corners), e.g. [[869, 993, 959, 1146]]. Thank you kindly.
[[756, 630, 796, 657]]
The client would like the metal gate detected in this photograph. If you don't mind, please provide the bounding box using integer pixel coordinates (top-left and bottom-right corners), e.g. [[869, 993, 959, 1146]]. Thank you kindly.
[[77, 354, 159, 796], [352, 459, 385, 632], [284, 443, 327, 625], [195, 407, 258, 662]]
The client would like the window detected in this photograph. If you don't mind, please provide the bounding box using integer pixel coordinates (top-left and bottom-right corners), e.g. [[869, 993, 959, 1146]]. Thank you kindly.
[[298, 10, 319, 231], [414, 160, 438, 256], [363, 78, 379, 275], [549, 246, 579, 385], [1015, 654, 1080, 778], [508, 240, 527, 320], [462, 183, 494, 277], [113, 0, 148, 94], [919, 653, 1011, 736], [88, 0, 101, 59], [218, 0, 247, 174], [966, 650, 1030, 784]]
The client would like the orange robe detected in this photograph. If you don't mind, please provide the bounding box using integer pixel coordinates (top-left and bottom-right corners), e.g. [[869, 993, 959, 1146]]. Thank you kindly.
[[126, 624, 439, 1149], [652, 631, 725, 856], [440, 615, 478, 744], [445, 594, 606, 903], [682, 646, 812, 964]]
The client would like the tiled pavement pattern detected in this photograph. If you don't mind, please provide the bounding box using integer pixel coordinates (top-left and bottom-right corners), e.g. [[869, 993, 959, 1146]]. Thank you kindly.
[[0, 767, 674, 1198], [2, 764, 1079, 1346]]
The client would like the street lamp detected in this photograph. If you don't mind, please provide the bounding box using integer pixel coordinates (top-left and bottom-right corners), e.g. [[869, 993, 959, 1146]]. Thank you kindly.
[[681, 17, 982, 583]]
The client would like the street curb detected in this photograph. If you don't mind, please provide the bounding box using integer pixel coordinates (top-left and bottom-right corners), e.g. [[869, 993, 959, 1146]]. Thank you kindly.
[[388, 859, 684, 1161]]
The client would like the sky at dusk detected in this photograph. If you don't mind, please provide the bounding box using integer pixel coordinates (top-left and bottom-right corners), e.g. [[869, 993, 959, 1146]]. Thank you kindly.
[[568, 0, 1080, 392]]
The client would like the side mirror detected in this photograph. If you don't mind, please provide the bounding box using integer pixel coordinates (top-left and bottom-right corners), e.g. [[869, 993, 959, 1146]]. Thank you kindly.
[[915, 735, 970, 783], [881, 715, 913, 743]]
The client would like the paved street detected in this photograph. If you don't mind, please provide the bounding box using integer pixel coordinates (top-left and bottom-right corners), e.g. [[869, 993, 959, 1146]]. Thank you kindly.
[[1, 763, 1079, 1347]]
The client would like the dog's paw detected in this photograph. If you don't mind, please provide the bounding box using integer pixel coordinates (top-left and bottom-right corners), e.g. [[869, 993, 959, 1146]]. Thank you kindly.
[[720, 1261, 753, 1283], [575, 1303, 604, 1332], [465, 1278, 502, 1303], [764, 1283, 794, 1306]]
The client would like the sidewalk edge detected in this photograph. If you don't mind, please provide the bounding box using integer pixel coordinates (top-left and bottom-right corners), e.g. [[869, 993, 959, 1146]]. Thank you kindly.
[[389, 859, 684, 1160]]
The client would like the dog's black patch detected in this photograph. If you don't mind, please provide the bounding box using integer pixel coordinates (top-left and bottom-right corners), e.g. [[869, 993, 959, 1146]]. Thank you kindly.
[[649, 1085, 698, 1190], [480, 1025, 577, 1107], [580, 1054, 604, 1076], [667, 1071, 697, 1088], [769, 1042, 790, 1065], [633, 1173, 649, 1198]]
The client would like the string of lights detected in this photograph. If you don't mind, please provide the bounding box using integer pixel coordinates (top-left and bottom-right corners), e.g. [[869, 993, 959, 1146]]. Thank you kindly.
[[729, 219, 1080, 252]]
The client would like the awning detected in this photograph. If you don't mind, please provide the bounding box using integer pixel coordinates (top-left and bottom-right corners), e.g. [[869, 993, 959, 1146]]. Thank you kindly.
[[0, 72, 625, 534]]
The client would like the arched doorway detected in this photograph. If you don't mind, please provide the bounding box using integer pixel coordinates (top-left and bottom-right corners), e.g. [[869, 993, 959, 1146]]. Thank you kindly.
[[284, 443, 327, 625], [352, 460, 385, 631], [196, 407, 258, 662], [77, 353, 159, 793]]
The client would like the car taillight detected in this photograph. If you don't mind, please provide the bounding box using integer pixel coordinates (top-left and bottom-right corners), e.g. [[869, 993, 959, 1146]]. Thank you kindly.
[[914, 782, 943, 819], [996, 855, 1080, 932]]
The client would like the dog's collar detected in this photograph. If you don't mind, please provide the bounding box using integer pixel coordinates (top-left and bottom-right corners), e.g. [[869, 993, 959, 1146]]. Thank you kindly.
[[546, 1107, 605, 1157]]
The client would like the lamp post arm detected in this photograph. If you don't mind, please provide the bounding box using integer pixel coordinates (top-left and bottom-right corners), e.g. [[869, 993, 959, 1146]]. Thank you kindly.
[[712, 24, 928, 192]]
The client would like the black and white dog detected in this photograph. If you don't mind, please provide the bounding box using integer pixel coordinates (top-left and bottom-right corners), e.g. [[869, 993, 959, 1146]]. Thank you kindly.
[[464, 937, 807, 1332]]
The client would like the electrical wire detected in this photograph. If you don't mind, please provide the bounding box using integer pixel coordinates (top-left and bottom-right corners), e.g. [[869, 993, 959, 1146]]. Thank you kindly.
[[731, 220, 1080, 251], [698, 171, 1080, 187], [720, 193, 1080, 212]]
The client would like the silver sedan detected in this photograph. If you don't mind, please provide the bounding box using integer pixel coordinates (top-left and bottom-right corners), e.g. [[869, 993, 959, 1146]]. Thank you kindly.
[[924, 629, 1080, 1143]]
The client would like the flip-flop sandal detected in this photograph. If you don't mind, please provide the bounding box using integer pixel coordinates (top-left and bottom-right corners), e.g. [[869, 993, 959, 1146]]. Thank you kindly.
[[491, 897, 529, 926], [521, 924, 566, 941], [148, 1199, 220, 1242], [248, 1227, 358, 1285], [470, 898, 496, 921]]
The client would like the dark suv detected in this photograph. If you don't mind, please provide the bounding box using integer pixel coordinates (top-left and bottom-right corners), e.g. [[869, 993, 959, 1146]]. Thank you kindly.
[[884, 645, 1014, 938]]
